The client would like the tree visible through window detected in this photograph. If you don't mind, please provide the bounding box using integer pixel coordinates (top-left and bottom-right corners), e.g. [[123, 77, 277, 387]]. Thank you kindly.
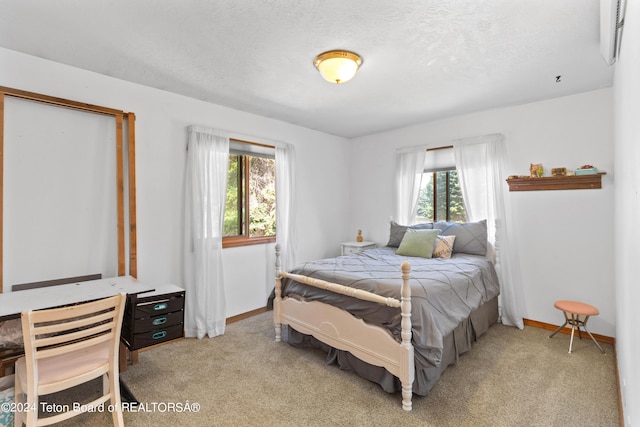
[[223, 140, 276, 247], [417, 169, 467, 223]]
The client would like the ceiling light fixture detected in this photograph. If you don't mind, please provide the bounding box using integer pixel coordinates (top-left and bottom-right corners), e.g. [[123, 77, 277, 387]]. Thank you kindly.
[[313, 50, 362, 84]]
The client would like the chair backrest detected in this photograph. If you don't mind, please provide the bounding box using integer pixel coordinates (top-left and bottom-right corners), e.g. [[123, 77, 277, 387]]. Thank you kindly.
[[21, 293, 126, 364]]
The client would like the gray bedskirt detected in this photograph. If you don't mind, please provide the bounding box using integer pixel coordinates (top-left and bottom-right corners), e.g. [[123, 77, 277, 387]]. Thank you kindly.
[[284, 296, 499, 396]]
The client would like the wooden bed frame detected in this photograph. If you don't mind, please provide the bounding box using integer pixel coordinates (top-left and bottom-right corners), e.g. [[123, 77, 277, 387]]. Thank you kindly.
[[273, 244, 415, 411]]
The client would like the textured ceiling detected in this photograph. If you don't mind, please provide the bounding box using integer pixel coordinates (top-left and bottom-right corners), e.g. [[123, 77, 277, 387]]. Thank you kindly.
[[0, 0, 614, 138]]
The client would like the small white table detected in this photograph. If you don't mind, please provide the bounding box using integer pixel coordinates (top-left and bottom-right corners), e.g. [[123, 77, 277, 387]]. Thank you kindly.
[[341, 241, 376, 256]]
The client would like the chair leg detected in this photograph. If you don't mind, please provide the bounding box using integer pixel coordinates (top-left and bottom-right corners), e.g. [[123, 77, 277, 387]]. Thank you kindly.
[[13, 368, 38, 427], [26, 392, 38, 427], [13, 370, 24, 427], [109, 371, 124, 427], [103, 372, 109, 395]]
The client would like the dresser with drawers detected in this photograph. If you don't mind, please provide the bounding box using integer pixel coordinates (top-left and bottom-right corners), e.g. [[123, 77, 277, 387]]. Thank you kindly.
[[121, 284, 185, 351]]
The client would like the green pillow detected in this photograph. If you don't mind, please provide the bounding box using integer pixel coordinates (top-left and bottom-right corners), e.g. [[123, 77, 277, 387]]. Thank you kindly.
[[395, 229, 440, 258]]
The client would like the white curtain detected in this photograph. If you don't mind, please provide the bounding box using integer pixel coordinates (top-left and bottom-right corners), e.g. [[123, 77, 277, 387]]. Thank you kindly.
[[395, 148, 427, 224], [183, 126, 229, 338], [275, 143, 297, 272], [453, 133, 525, 329]]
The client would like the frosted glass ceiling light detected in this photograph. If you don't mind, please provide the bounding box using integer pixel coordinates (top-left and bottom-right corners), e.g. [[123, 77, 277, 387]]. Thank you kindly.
[[313, 50, 362, 84]]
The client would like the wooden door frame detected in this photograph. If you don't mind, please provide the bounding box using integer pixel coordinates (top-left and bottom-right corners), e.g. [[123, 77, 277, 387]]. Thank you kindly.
[[0, 86, 137, 292]]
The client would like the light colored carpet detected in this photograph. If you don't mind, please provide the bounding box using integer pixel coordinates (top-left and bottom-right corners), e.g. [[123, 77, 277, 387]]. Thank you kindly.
[[34, 311, 619, 426]]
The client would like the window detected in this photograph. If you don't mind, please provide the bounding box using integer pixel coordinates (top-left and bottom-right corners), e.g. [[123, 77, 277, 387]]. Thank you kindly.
[[416, 146, 467, 223], [223, 139, 276, 247], [417, 168, 467, 223]]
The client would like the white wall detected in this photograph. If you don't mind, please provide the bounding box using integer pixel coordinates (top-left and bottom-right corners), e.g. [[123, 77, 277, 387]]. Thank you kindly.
[[613, 0, 640, 423], [348, 88, 615, 337], [3, 97, 118, 285], [0, 47, 351, 317]]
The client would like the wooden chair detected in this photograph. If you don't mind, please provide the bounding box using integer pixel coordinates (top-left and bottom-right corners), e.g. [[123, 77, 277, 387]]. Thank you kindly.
[[13, 293, 126, 426], [1, 274, 103, 376]]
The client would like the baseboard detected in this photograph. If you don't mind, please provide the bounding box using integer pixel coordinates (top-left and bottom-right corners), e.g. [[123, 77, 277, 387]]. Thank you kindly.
[[523, 318, 615, 345], [226, 306, 269, 325], [613, 344, 624, 427]]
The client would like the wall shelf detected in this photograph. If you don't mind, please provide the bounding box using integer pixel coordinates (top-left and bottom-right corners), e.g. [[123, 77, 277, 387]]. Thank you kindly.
[[506, 173, 605, 191]]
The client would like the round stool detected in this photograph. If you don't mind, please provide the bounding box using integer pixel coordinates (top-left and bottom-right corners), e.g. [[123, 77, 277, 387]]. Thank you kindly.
[[549, 300, 605, 354]]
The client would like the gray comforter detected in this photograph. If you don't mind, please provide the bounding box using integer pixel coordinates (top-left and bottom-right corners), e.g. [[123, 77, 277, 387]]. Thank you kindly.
[[279, 246, 500, 368]]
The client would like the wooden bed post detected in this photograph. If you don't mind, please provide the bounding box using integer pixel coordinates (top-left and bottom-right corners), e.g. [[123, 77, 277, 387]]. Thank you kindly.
[[274, 243, 282, 342], [400, 261, 415, 411]]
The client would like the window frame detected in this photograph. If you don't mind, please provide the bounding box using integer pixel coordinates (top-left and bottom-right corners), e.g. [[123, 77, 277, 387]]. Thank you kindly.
[[222, 139, 276, 249]]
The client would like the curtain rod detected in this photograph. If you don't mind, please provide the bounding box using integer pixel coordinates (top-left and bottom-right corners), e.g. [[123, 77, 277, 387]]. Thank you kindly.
[[426, 145, 453, 152]]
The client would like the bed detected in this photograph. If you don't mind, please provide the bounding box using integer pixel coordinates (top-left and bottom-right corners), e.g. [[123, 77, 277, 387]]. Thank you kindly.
[[272, 220, 500, 411]]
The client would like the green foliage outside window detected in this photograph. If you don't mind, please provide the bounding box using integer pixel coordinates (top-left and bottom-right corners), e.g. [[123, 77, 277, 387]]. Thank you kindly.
[[248, 156, 276, 237], [417, 169, 467, 223], [224, 154, 276, 238]]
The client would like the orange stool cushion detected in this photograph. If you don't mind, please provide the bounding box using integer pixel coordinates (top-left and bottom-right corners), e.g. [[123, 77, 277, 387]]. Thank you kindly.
[[554, 300, 599, 316]]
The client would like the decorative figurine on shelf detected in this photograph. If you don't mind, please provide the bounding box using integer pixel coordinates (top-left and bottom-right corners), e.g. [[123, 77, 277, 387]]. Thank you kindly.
[[575, 164, 599, 175], [530, 163, 544, 178], [356, 229, 363, 242]]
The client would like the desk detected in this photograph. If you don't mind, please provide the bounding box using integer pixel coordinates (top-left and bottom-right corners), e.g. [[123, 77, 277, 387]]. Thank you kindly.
[[0, 275, 155, 322], [0, 276, 177, 402]]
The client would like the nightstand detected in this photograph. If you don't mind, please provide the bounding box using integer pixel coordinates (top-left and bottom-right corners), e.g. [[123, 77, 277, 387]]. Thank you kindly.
[[341, 241, 376, 255]]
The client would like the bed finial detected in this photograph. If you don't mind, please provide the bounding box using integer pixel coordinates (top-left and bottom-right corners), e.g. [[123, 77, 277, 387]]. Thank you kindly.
[[400, 261, 410, 276]]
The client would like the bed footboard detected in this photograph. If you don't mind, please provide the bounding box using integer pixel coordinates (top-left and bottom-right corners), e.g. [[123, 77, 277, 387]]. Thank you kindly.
[[273, 244, 415, 411]]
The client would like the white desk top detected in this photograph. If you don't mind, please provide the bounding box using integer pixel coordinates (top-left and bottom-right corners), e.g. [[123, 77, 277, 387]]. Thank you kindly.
[[0, 275, 157, 321]]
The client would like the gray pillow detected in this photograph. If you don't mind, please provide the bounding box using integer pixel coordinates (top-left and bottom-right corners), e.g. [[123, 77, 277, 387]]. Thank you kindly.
[[434, 220, 487, 256], [387, 221, 434, 247]]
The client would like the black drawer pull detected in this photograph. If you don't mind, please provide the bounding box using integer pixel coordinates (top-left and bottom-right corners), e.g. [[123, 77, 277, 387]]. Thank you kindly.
[[152, 331, 167, 340], [153, 303, 168, 311], [152, 317, 167, 326]]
